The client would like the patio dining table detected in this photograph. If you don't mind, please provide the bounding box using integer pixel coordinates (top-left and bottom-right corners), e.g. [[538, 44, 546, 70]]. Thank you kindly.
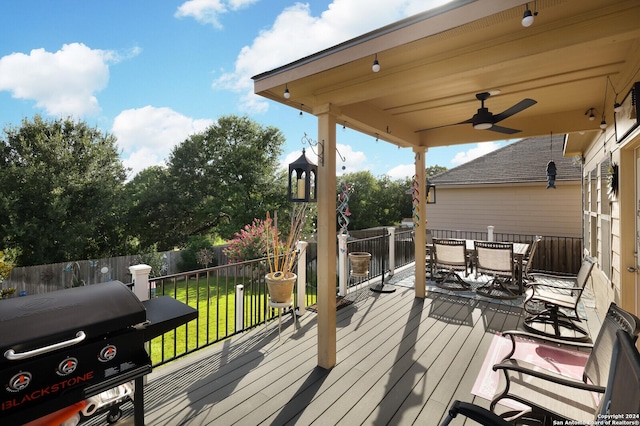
[[428, 239, 530, 294]]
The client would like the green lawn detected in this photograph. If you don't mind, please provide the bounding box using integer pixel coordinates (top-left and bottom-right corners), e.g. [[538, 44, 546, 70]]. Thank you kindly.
[[147, 273, 317, 365]]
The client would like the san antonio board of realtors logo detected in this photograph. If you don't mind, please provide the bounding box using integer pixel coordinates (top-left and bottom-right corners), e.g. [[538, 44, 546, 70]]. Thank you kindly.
[[6, 372, 32, 392], [98, 345, 117, 362]]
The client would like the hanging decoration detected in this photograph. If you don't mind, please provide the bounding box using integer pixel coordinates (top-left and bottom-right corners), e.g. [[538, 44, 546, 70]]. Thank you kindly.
[[607, 162, 619, 199], [546, 132, 556, 189], [412, 174, 420, 227], [337, 181, 351, 236]]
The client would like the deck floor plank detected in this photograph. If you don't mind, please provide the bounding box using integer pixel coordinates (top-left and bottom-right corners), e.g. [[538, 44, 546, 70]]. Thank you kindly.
[[92, 267, 604, 426]]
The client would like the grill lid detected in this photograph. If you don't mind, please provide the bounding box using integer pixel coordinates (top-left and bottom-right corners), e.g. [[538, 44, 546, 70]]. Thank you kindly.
[[0, 281, 146, 353]]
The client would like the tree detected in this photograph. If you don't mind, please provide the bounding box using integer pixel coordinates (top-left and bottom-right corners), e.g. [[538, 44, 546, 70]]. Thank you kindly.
[[426, 165, 447, 178], [338, 171, 379, 230], [0, 116, 129, 266], [129, 115, 289, 251], [124, 165, 176, 251], [337, 172, 413, 230], [375, 175, 413, 225]]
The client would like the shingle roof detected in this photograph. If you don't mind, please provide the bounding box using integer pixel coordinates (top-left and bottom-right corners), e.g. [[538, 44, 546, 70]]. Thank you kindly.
[[428, 135, 581, 186]]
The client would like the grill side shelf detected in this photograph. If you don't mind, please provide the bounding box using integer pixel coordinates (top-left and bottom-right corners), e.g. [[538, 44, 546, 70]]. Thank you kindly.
[[141, 296, 198, 341]]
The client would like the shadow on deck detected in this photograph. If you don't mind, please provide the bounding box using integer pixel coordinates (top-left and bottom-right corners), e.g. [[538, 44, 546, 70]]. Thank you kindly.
[[88, 265, 601, 426]]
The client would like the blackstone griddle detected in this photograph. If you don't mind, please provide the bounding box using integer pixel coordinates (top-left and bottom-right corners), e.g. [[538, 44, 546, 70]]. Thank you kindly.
[[0, 281, 197, 425]]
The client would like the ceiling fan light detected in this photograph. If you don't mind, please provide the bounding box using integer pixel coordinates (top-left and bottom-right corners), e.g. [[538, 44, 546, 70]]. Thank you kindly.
[[473, 122, 493, 130], [522, 8, 534, 27]]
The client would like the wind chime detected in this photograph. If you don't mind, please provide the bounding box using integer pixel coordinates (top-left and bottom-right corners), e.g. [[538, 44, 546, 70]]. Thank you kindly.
[[412, 173, 420, 226], [546, 132, 556, 189], [337, 181, 351, 236]]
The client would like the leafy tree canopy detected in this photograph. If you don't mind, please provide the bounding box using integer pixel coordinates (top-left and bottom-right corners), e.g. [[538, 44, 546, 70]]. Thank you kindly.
[[126, 115, 289, 251], [426, 165, 447, 177], [0, 115, 129, 266]]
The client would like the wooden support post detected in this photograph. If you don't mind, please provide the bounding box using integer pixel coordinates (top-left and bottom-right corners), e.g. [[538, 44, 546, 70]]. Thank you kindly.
[[414, 148, 427, 298], [316, 112, 337, 369]]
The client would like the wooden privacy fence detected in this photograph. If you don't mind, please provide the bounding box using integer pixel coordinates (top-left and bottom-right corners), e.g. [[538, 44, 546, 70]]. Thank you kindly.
[[4, 229, 582, 296], [5, 248, 231, 296]]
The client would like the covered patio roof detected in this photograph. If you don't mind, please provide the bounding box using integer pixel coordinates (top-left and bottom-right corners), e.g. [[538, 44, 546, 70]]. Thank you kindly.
[[252, 0, 640, 369], [254, 0, 640, 155]]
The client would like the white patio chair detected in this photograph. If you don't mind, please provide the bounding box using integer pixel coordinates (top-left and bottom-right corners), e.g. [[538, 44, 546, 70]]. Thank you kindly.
[[432, 238, 471, 290], [474, 241, 518, 300]]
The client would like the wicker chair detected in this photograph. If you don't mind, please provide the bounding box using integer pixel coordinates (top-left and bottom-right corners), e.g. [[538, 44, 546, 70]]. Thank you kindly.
[[523, 256, 596, 342], [440, 324, 640, 425], [432, 238, 471, 290], [474, 241, 518, 300]]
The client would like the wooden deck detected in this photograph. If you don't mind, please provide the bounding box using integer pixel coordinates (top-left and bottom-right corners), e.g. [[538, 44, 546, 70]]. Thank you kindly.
[[101, 269, 602, 426]]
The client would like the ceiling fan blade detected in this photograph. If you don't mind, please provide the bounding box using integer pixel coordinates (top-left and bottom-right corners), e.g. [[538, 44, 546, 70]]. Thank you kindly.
[[415, 118, 472, 133], [493, 98, 537, 123], [488, 125, 521, 134]]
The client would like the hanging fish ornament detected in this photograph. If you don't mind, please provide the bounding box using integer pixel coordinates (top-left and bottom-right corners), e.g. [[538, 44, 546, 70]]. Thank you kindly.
[[546, 160, 557, 189]]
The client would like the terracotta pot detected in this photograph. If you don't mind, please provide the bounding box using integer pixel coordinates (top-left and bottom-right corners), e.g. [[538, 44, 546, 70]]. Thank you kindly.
[[349, 252, 372, 277], [265, 271, 296, 303]]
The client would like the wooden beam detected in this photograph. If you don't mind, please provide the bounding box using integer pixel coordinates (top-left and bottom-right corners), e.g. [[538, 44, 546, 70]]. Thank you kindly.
[[316, 113, 337, 369]]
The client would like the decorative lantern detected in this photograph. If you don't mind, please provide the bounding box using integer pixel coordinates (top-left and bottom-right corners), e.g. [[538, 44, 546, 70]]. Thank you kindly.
[[426, 179, 436, 204], [288, 149, 317, 202]]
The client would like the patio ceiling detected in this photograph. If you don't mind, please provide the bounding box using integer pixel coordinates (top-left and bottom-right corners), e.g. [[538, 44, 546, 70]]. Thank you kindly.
[[253, 0, 640, 156]]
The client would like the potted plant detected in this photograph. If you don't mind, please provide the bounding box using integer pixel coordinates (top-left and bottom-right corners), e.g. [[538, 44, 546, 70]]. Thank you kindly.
[[264, 204, 308, 303]]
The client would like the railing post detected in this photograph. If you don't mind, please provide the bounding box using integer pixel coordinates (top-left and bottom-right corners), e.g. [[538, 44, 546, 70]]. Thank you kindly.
[[129, 264, 151, 302], [235, 285, 244, 331], [387, 227, 395, 277], [338, 233, 348, 296], [488, 225, 494, 242], [296, 241, 308, 315]]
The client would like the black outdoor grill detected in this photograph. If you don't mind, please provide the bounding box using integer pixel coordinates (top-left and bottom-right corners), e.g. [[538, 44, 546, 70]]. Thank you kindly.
[[0, 281, 197, 425]]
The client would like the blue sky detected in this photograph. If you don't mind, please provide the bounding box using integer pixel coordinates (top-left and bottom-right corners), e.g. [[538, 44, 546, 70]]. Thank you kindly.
[[0, 0, 514, 180]]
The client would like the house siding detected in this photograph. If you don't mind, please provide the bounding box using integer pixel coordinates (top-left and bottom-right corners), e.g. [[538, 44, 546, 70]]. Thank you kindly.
[[580, 122, 640, 321], [425, 183, 582, 237]]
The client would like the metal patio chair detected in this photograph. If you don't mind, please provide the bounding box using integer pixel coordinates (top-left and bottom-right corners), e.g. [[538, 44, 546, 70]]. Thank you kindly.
[[520, 235, 542, 282], [440, 324, 640, 425], [490, 303, 640, 424], [474, 241, 518, 300], [432, 238, 471, 291], [522, 256, 596, 341]]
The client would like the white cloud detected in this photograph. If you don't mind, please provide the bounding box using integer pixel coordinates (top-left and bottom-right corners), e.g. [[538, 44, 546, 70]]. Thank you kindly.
[[0, 43, 136, 117], [214, 0, 455, 113], [387, 164, 415, 179], [112, 106, 214, 178], [451, 142, 501, 165], [175, 0, 259, 29]]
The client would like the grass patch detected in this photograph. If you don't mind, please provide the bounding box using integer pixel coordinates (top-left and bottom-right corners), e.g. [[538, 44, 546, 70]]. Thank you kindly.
[[147, 273, 317, 365]]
